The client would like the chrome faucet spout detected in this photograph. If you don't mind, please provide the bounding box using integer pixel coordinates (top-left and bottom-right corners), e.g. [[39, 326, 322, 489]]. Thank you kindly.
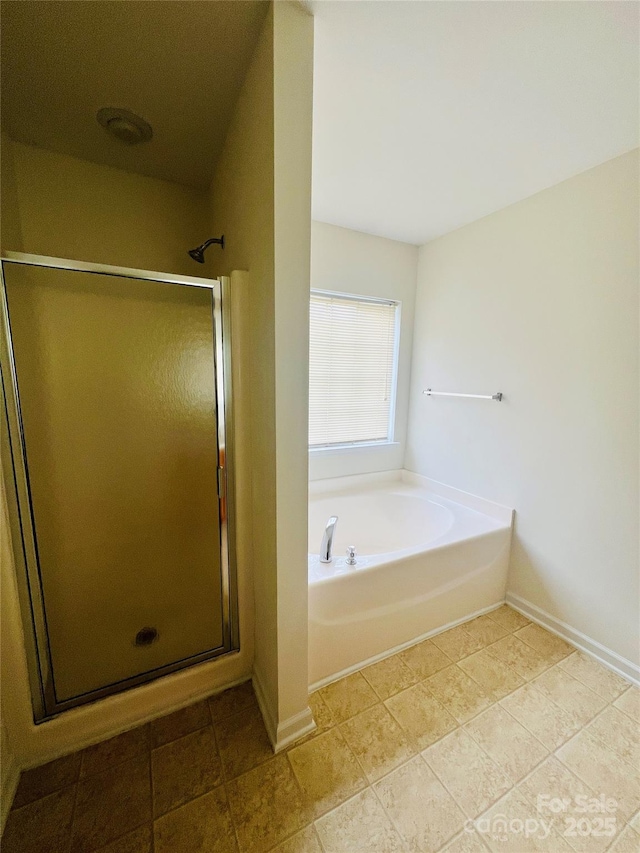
[[319, 516, 338, 563]]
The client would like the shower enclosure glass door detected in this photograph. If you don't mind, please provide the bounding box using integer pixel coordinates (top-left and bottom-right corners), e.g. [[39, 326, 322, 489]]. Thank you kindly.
[[1, 254, 238, 720]]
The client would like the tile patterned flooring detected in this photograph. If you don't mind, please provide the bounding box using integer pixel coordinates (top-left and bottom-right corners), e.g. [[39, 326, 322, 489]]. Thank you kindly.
[[4, 605, 640, 853]]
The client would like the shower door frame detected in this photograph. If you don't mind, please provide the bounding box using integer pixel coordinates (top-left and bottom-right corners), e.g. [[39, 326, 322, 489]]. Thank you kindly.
[[0, 252, 239, 722]]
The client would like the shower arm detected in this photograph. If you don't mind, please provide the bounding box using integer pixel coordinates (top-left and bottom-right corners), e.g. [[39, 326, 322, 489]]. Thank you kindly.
[[188, 236, 225, 263]]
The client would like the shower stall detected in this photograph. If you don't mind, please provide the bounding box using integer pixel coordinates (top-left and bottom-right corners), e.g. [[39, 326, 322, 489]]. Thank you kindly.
[[0, 253, 238, 721]]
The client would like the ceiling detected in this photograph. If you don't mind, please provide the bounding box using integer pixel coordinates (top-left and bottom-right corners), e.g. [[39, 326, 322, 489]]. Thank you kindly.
[[2, 1, 637, 243], [311, 1, 639, 244], [1, 1, 268, 189]]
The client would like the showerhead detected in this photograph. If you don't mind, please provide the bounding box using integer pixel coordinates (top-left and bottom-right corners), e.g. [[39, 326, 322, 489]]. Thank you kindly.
[[188, 236, 225, 263]]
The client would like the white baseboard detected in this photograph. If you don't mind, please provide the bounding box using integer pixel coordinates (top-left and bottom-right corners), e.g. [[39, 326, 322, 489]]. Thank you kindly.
[[252, 666, 277, 748], [506, 592, 640, 687], [1, 752, 20, 832], [252, 667, 316, 753], [309, 600, 505, 693], [273, 708, 315, 753]]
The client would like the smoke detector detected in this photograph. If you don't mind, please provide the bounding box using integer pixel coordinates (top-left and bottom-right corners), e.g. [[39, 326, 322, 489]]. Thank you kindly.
[[96, 107, 153, 145]]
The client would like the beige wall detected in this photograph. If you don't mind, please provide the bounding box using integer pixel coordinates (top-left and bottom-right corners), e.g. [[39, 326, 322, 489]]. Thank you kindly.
[[0, 132, 23, 826], [406, 150, 640, 667], [1, 132, 24, 253], [273, 1, 314, 726], [309, 221, 418, 481], [10, 141, 208, 276], [0, 135, 255, 768], [1, 0, 314, 765], [209, 2, 314, 739], [209, 7, 279, 723]]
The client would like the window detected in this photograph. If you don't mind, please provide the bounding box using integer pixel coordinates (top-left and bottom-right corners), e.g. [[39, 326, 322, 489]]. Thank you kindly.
[[309, 290, 400, 449]]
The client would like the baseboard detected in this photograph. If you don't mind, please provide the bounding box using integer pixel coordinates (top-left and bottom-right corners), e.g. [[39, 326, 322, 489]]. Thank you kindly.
[[506, 592, 640, 687], [1, 751, 20, 832], [273, 707, 315, 753], [309, 600, 505, 692], [252, 667, 316, 753], [252, 666, 278, 748]]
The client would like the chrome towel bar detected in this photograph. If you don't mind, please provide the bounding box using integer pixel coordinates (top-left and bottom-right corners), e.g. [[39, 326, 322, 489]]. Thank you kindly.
[[423, 389, 503, 401]]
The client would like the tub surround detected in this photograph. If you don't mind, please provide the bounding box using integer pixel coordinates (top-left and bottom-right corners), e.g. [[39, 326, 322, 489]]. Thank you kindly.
[[308, 470, 514, 686]]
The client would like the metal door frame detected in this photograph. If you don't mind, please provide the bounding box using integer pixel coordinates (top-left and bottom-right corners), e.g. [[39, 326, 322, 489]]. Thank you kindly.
[[0, 252, 239, 721]]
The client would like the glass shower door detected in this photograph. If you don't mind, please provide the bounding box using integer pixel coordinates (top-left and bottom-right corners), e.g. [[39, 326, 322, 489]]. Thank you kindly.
[[1, 258, 236, 718]]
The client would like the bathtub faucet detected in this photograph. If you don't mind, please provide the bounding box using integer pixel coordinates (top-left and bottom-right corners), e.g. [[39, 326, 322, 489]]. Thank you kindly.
[[319, 516, 338, 563]]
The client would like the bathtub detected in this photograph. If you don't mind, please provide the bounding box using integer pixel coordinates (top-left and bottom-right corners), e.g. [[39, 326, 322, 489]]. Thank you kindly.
[[308, 470, 513, 687]]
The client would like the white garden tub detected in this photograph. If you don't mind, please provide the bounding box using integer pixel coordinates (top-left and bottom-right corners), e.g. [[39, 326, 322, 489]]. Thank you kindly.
[[308, 470, 513, 686]]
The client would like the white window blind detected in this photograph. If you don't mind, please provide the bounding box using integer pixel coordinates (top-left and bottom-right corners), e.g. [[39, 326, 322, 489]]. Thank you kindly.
[[309, 291, 399, 448]]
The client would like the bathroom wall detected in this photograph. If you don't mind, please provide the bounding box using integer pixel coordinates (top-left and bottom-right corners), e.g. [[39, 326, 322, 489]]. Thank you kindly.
[[309, 221, 418, 481], [208, 6, 278, 725], [272, 1, 314, 730], [0, 720, 18, 831], [9, 141, 208, 276], [0, 132, 23, 827], [209, 1, 314, 743], [0, 137, 255, 766], [1, 132, 24, 254], [406, 150, 639, 667]]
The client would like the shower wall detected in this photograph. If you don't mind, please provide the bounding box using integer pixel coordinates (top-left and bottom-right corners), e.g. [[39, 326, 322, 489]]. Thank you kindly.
[[8, 141, 208, 276], [0, 135, 253, 767], [0, 0, 313, 772]]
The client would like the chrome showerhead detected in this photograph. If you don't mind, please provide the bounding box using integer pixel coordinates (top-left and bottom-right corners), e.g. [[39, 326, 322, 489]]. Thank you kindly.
[[188, 236, 225, 263]]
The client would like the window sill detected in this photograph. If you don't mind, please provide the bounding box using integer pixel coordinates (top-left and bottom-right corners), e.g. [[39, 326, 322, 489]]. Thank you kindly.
[[309, 441, 400, 458]]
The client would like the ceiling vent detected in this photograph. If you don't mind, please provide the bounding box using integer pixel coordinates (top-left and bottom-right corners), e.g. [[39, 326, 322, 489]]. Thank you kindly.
[[96, 107, 153, 145]]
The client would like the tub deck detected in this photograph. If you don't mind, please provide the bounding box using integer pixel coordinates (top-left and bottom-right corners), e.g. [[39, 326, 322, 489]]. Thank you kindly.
[[308, 470, 513, 686]]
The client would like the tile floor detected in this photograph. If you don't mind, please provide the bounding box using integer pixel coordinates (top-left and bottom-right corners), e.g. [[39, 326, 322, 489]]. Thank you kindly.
[[4, 606, 640, 853]]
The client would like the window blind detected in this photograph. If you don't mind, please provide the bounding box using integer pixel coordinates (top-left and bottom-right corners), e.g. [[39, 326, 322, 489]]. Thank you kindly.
[[309, 291, 399, 448]]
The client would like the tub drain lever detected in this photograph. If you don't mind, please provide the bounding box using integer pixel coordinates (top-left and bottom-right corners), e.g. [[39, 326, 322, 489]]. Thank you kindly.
[[346, 545, 357, 565]]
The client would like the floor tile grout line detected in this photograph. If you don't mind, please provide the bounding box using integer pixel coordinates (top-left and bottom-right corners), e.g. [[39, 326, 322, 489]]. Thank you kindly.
[[435, 826, 492, 853], [221, 779, 244, 853], [344, 708, 428, 782], [87, 820, 152, 853], [282, 748, 328, 848], [555, 656, 632, 702], [581, 693, 637, 743], [263, 820, 325, 853], [512, 631, 575, 663], [66, 780, 80, 853], [549, 733, 638, 830], [367, 760, 417, 850], [516, 690, 611, 756], [11, 614, 636, 852], [421, 735, 515, 827], [512, 750, 633, 853], [69, 764, 153, 853], [481, 637, 564, 682], [556, 717, 640, 775], [528, 665, 619, 726], [291, 727, 370, 823], [478, 692, 558, 757], [148, 730, 156, 831], [513, 762, 619, 853], [421, 660, 524, 723]]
